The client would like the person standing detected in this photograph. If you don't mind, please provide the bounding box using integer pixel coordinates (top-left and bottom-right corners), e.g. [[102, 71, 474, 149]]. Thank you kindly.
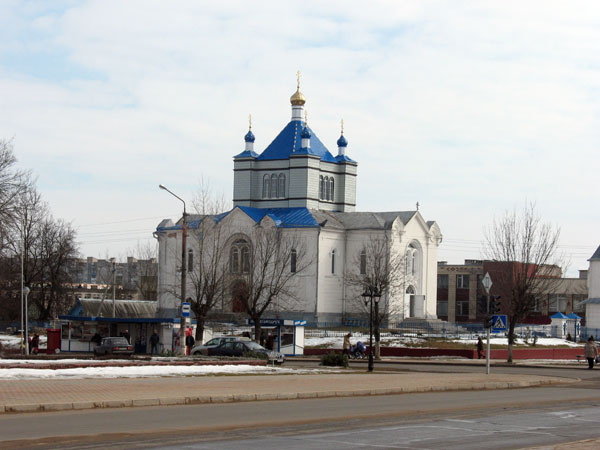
[[343, 332, 352, 356], [584, 336, 598, 369], [477, 336, 484, 359], [150, 330, 160, 356]]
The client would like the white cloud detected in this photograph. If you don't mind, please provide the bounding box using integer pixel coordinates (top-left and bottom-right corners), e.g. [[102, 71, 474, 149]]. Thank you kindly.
[[0, 0, 598, 271]]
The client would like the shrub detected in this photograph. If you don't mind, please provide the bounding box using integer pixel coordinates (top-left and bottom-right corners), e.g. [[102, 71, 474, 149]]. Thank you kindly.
[[244, 351, 269, 361], [320, 351, 348, 367]]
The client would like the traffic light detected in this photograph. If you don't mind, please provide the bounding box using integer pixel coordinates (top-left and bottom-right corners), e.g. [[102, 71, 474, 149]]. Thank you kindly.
[[490, 295, 501, 314], [477, 295, 488, 314], [484, 315, 494, 328]]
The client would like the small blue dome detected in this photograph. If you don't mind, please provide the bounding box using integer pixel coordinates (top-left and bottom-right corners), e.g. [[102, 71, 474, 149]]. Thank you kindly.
[[244, 130, 255, 143], [337, 134, 348, 147], [301, 125, 311, 139]]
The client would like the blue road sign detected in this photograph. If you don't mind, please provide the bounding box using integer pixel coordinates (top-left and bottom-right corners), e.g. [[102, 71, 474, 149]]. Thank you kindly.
[[491, 314, 507, 333], [181, 302, 191, 318]]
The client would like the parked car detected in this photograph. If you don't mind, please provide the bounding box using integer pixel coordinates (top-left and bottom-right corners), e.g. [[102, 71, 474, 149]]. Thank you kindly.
[[190, 336, 250, 356], [207, 340, 285, 364], [93, 337, 134, 357]]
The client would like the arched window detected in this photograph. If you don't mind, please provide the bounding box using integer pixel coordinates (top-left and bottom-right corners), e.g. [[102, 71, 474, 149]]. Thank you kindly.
[[360, 249, 366, 275], [187, 249, 194, 273], [241, 246, 250, 273], [290, 249, 297, 273], [270, 174, 278, 198], [278, 174, 285, 198], [230, 239, 250, 274], [325, 177, 330, 201], [330, 178, 334, 201], [331, 249, 336, 274], [231, 247, 240, 273], [263, 174, 270, 199], [319, 176, 324, 200]]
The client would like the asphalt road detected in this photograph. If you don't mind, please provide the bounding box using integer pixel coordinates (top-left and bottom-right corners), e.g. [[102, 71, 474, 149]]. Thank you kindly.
[[2, 382, 600, 449]]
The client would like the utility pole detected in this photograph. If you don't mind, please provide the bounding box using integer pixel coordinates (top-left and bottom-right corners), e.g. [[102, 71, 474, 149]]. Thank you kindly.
[[159, 184, 188, 357], [111, 258, 116, 318], [482, 272, 493, 375], [486, 292, 491, 375]]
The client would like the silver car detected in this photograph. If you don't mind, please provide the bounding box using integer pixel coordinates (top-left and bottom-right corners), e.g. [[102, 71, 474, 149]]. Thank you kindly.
[[190, 336, 250, 356]]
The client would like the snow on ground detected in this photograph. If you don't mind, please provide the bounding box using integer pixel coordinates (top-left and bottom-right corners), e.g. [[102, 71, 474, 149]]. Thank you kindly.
[[305, 334, 426, 348], [0, 362, 340, 380], [0, 333, 47, 349]]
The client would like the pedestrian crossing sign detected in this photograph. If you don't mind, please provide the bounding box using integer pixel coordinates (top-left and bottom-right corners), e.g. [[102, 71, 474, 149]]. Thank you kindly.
[[491, 315, 507, 333]]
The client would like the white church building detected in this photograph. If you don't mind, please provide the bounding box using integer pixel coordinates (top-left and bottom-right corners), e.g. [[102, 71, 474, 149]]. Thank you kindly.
[[155, 80, 443, 324]]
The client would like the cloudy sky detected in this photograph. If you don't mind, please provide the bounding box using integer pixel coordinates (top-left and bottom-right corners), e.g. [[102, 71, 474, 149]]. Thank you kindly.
[[1, 1, 598, 275]]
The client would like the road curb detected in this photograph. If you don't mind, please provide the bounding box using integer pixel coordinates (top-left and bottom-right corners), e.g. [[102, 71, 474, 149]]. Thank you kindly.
[[0, 377, 574, 415]]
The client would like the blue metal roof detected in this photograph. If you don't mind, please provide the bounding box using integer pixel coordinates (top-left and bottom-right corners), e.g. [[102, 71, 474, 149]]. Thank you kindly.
[[566, 313, 582, 319], [335, 154, 356, 163], [233, 149, 259, 159], [237, 206, 319, 228], [257, 121, 338, 163], [157, 207, 319, 232], [550, 312, 569, 319]]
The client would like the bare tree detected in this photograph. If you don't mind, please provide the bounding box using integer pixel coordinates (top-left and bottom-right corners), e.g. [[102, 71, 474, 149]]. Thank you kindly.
[[0, 139, 31, 253], [184, 180, 231, 341], [484, 202, 564, 362], [232, 225, 310, 343], [1, 186, 78, 320], [345, 236, 405, 358], [129, 242, 158, 300]]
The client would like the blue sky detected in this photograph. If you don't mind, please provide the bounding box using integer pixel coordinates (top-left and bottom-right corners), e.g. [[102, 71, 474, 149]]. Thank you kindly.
[[1, 0, 599, 275]]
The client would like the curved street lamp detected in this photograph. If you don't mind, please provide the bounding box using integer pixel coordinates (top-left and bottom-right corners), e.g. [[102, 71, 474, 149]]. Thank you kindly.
[[361, 285, 381, 372], [159, 184, 188, 357]]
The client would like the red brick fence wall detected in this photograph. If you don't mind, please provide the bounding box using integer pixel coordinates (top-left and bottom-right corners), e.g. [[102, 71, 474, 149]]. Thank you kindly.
[[305, 347, 583, 360]]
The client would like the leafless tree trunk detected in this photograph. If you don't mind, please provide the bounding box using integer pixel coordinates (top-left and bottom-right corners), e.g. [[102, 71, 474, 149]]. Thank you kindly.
[[484, 202, 564, 363], [344, 235, 405, 358], [233, 225, 310, 343]]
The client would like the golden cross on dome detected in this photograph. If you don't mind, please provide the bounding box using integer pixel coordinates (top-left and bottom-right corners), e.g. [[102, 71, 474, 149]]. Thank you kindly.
[[249, 113, 252, 130], [304, 110, 308, 126], [341, 119, 344, 135], [297, 70, 301, 89]]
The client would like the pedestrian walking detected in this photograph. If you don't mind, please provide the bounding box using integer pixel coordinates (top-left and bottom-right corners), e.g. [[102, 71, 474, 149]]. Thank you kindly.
[[584, 336, 598, 369], [477, 336, 484, 359], [150, 329, 160, 356], [30, 333, 40, 355], [343, 332, 352, 356], [185, 330, 195, 356]]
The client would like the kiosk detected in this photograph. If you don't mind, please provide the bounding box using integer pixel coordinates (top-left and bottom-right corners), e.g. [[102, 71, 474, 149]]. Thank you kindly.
[[248, 319, 306, 356]]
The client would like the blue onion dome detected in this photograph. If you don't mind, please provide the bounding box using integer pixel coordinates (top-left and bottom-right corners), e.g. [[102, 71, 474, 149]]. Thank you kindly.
[[337, 134, 348, 147], [301, 125, 311, 139], [244, 129, 255, 143]]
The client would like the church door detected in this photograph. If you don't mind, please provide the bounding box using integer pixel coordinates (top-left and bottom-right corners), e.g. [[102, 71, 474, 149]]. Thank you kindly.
[[231, 280, 248, 313]]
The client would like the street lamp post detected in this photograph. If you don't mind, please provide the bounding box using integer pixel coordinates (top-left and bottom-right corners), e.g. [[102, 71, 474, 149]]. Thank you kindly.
[[23, 286, 30, 355], [362, 286, 381, 372], [159, 184, 188, 357]]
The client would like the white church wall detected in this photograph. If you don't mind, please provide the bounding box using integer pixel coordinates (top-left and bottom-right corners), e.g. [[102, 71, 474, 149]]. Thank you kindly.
[[316, 229, 346, 319]]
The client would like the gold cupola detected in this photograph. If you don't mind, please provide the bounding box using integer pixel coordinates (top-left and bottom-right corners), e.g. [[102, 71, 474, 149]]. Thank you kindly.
[[290, 71, 306, 106]]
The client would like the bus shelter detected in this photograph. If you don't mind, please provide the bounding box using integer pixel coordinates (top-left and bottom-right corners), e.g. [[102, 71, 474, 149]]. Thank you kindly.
[[248, 318, 306, 356]]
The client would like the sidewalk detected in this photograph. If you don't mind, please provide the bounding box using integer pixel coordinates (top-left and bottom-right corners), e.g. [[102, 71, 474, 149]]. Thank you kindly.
[[0, 369, 574, 414]]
